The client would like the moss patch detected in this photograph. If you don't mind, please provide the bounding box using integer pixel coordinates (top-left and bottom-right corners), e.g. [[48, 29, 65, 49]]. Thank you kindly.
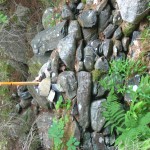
[[92, 69, 103, 81], [122, 22, 137, 37]]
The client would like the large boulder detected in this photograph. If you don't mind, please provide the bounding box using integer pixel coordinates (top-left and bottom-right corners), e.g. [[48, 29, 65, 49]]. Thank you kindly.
[[57, 34, 76, 70], [77, 71, 91, 131], [116, 0, 150, 23], [31, 21, 67, 55], [91, 99, 106, 132]]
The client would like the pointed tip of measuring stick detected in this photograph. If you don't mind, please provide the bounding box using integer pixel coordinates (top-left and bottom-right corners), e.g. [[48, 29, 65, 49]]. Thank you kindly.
[[0, 81, 40, 86]]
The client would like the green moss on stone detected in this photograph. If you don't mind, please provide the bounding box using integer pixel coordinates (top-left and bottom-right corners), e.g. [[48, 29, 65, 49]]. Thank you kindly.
[[122, 22, 137, 37], [92, 69, 102, 81]]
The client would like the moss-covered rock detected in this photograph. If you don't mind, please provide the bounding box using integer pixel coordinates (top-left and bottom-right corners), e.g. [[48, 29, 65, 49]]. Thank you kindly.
[[92, 69, 103, 82], [122, 22, 137, 37]]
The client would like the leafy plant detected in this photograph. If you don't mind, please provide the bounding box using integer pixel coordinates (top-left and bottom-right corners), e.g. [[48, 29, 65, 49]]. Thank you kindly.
[[100, 58, 146, 93], [48, 118, 65, 150], [67, 136, 80, 150], [0, 12, 8, 24], [55, 96, 71, 110], [102, 89, 125, 134], [116, 112, 150, 147], [49, 96, 79, 150], [99, 58, 150, 149]]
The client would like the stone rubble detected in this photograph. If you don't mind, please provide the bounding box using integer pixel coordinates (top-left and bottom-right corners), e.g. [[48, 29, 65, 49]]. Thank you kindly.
[[12, 0, 150, 149]]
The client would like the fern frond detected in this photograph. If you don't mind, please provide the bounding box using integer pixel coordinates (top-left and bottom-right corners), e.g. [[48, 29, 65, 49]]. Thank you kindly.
[[102, 89, 125, 134]]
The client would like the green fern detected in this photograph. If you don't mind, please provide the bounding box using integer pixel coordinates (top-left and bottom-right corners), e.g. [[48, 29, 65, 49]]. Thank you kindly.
[[116, 112, 150, 146], [102, 89, 125, 134]]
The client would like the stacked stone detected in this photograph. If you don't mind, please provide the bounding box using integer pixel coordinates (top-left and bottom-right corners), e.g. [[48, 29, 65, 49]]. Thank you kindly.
[[28, 0, 150, 149]]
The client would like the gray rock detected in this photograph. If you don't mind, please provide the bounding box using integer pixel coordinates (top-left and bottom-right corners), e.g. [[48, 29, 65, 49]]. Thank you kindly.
[[61, 4, 74, 20], [77, 2, 84, 10], [75, 40, 84, 72], [103, 24, 117, 38], [94, 56, 109, 72], [76, 40, 84, 61], [68, 20, 82, 40], [102, 39, 113, 58], [92, 132, 106, 150], [124, 75, 140, 103], [113, 27, 122, 40], [83, 132, 93, 150], [19, 91, 32, 100], [78, 10, 97, 28], [58, 34, 76, 70], [17, 86, 28, 96], [19, 98, 31, 109], [107, 146, 116, 150], [113, 11, 123, 25], [109, 133, 116, 146], [131, 31, 140, 44], [15, 104, 22, 113], [42, 7, 54, 29], [110, 0, 117, 8], [84, 46, 95, 71], [49, 50, 59, 83], [116, 0, 150, 23], [105, 136, 110, 146], [36, 112, 54, 149], [31, 21, 67, 54], [84, 56, 94, 72], [98, 4, 111, 33], [103, 126, 111, 136], [38, 77, 51, 97], [116, 52, 126, 60], [69, 2, 77, 14], [82, 27, 98, 43], [122, 37, 130, 52], [93, 82, 106, 98], [91, 99, 106, 132], [77, 71, 91, 130], [57, 71, 77, 99], [88, 39, 102, 55], [113, 40, 123, 54]]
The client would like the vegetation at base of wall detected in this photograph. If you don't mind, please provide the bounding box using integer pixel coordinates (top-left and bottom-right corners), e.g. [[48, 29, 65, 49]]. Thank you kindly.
[[99, 58, 150, 149], [48, 97, 80, 150]]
